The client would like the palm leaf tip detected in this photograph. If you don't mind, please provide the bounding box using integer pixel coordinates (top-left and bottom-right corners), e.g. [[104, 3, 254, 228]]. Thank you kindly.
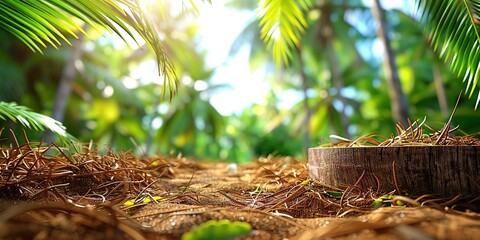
[[0, 102, 75, 143], [416, 0, 480, 108], [257, 0, 313, 67]]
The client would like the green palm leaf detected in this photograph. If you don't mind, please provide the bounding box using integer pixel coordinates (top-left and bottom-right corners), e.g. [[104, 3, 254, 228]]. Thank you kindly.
[[0, 102, 75, 144], [257, 0, 313, 66], [416, 0, 480, 107], [0, 0, 180, 144], [0, 0, 177, 97]]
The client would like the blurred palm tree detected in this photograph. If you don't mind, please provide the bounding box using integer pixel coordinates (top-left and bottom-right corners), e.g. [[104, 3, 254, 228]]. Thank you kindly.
[[232, 0, 375, 151], [0, 0, 177, 142], [258, 0, 480, 108]]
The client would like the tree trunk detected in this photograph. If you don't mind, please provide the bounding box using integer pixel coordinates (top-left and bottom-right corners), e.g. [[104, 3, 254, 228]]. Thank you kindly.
[[371, 0, 409, 126], [45, 33, 84, 143], [432, 63, 449, 117], [308, 146, 480, 196], [296, 47, 311, 153], [317, 4, 350, 137]]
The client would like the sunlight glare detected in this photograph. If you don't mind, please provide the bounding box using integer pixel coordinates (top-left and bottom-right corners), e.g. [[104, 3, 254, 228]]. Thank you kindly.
[[102, 85, 114, 98], [197, 2, 270, 115], [182, 76, 193, 86], [269, 23, 281, 40], [194, 80, 208, 91], [151, 117, 163, 129], [122, 76, 139, 89]]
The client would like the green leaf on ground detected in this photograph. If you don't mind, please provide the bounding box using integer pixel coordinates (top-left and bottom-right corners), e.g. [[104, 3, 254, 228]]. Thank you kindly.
[[182, 219, 252, 240]]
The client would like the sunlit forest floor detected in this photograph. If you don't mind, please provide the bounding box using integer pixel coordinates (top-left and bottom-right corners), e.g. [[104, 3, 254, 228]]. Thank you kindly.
[[0, 139, 479, 239]]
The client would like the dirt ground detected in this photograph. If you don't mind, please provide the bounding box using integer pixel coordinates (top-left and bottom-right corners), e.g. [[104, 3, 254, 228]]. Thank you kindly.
[[0, 144, 479, 239], [126, 157, 480, 239]]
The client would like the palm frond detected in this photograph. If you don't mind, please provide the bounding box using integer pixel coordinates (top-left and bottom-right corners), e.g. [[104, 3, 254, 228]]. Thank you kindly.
[[257, 0, 313, 67], [416, 0, 480, 107], [0, 0, 177, 98], [0, 102, 76, 144]]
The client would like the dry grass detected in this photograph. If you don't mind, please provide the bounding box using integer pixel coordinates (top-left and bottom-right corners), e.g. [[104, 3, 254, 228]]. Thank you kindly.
[[329, 117, 480, 147], [329, 96, 480, 147]]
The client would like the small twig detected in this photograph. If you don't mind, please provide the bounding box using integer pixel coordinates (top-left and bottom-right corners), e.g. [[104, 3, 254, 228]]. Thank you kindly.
[[435, 91, 462, 144]]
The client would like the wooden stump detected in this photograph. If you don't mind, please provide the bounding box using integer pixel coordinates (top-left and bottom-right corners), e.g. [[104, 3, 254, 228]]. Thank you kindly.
[[308, 146, 480, 196]]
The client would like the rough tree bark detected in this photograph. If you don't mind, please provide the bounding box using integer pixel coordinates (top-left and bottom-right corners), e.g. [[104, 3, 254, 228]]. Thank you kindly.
[[371, 0, 409, 126]]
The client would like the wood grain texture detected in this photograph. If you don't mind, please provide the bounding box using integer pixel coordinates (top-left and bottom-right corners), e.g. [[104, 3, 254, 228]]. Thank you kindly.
[[308, 146, 480, 196]]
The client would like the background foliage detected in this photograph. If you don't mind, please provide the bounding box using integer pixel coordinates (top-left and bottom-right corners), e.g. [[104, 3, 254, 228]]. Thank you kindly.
[[1, 0, 479, 163]]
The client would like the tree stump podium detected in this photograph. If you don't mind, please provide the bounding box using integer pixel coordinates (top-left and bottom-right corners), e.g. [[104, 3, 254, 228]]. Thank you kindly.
[[308, 146, 480, 196]]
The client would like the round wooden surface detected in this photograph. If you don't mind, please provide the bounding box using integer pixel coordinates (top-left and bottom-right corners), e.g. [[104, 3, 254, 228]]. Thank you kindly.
[[308, 146, 480, 196]]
